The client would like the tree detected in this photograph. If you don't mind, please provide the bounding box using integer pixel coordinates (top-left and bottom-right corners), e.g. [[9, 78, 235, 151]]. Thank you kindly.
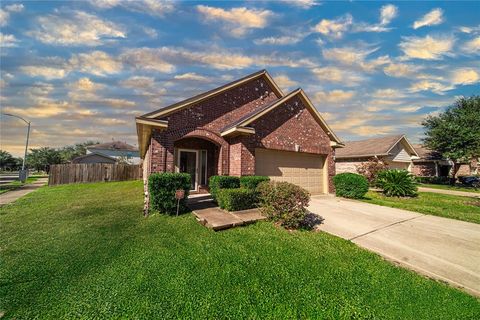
[[27, 147, 64, 173], [356, 157, 388, 184], [422, 96, 480, 182], [0, 150, 22, 171], [59, 141, 99, 162]]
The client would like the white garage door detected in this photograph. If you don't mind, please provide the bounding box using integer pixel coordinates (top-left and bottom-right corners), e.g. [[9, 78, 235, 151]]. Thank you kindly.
[[255, 148, 326, 194]]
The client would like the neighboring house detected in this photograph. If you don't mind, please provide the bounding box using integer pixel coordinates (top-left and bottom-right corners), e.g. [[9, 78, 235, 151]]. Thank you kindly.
[[335, 135, 419, 173], [411, 144, 451, 177], [71, 152, 117, 164], [455, 158, 479, 176], [135, 69, 343, 199], [87, 141, 140, 164]]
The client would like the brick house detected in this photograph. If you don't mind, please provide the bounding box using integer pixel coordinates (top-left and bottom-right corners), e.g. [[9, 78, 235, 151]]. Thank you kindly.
[[135, 70, 343, 206], [335, 135, 419, 174], [411, 144, 451, 177]]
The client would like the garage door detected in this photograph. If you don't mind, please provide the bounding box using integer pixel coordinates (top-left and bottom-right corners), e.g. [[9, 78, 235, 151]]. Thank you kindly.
[[255, 148, 326, 194]]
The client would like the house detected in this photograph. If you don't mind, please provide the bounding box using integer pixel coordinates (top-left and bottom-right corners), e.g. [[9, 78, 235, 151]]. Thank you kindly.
[[71, 152, 117, 164], [135, 69, 343, 203], [335, 135, 419, 174], [86, 141, 140, 164], [411, 144, 451, 177]]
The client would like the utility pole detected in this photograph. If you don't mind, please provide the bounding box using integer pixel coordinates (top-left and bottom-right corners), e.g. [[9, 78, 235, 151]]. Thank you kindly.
[[2, 113, 31, 182]]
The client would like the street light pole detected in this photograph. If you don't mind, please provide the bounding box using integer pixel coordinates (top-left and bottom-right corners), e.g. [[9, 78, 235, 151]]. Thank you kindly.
[[1, 113, 31, 182]]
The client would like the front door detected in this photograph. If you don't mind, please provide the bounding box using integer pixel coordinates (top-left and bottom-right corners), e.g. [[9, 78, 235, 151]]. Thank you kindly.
[[179, 150, 197, 191]]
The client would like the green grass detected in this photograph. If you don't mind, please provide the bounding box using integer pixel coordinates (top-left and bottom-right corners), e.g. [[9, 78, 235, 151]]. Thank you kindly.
[[0, 176, 44, 194], [1, 181, 479, 319], [420, 183, 480, 193], [362, 191, 480, 224]]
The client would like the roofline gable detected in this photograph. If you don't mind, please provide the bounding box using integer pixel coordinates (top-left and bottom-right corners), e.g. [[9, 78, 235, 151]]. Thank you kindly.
[[141, 69, 284, 119], [221, 88, 343, 145], [387, 135, 419, 158]]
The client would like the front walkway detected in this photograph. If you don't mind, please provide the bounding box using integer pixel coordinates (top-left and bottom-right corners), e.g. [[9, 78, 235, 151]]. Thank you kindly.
[[0, 178, 48, 205], [189, 195, 266, 231], [308, 195, 480, 297], [418, 186, 480, 198]]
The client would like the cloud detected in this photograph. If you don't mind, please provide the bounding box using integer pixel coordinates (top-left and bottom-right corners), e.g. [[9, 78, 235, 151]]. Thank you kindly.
[[354, 4, 398, 32], [5, 3, 24, 12], [0, 4, 24, 26], [70, 77, 105, 92], [399, 35, 454, 60], [197, 5, 273, 37], [313, 14, 353, 38], [121, 47, 176, 72], [383, 62, 422, 78], [120, 76, 156, 89], [314, 90, 355, 103], [371, 89, 406, 99], [174, 72, 210, 81], [322, 46, 390, 72], [102, 98, 136, 108], [273, 74, 298, 90], [282, 0, 321, 9], [24, 82, 55, 98], [464, 36, 480, 54], [409, 80, 453, 95], [354, 126, 395, 136], [94, 118, 128, 126], [20, 66, 68, 79], [69, 51, 123, 76], [312, 67, 364, 85], [254, 35, 303, 45], [90, 0, 174, 17], [458, 25, 480, 34], [0, 33, 19, 47], [413, 8, 444, 29], [451, 68, 479, 85], [27, 11, 125, 46], [3, 100, 70, 118]]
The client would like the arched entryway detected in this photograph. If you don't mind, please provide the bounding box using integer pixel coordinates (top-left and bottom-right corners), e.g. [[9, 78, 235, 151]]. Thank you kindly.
[[174, 137, 220, 192]]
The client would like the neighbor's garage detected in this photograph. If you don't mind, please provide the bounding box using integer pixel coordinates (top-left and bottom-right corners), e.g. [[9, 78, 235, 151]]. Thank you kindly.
[[255, 148, 326, 194]]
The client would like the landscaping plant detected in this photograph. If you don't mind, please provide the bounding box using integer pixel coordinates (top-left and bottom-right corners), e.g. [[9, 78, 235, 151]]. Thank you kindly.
[[257, 181, 310, 229], [208, 175, 240, 200], [240, 175, 270, 189], [356, 157, 388, 184], [333, 173, 369, 199], [376, 169, 418, 197], [216, 188, 259, 211], [148, 172, 191, 215]]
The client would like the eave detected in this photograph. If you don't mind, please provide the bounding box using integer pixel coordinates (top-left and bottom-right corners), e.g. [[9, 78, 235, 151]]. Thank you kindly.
[[220, 126, 256, 137], [135, 117, 168, 158]]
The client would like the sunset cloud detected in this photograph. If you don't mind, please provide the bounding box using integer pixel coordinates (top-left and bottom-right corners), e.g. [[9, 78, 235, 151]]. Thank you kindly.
[[313, 14, 353, 38], [399, 35, 454, 60], [413, 8, 444, 29]]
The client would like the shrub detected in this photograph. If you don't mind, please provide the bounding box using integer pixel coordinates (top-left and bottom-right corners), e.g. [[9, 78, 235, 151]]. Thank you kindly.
[[333, 173, 369, 199], [240, 176, 270, 189], [416, 176, 450, 185], [257, 181, 310, 229], [148, 172, 191, 215], [217, 188, 258, 211], [356, 157, 388, 184], [376, 169, 418, 197], [209, 175, 240, 200]]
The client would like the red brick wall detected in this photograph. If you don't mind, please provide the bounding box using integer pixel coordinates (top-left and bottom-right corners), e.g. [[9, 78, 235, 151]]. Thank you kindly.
[[412, 162, 437, 177]]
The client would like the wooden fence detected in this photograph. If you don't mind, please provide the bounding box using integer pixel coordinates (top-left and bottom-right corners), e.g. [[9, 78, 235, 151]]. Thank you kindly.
[[48, 163, 142, 186]]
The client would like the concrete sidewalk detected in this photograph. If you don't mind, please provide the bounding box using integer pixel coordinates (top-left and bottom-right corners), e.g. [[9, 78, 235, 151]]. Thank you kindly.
[[418, 186, 480, 198], [0, 178, 48, 205], [309, 195, 480, 297]]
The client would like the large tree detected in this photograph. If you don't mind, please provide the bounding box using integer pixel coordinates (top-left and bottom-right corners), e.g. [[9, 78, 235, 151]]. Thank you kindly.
[[27, 147, 64, 173], [59, 141, 99, 162], [0, 150, 23, 171], [422, 96, 480, 181]]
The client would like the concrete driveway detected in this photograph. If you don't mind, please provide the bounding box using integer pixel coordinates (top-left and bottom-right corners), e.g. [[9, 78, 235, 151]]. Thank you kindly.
[[309, 195, 480, 297]]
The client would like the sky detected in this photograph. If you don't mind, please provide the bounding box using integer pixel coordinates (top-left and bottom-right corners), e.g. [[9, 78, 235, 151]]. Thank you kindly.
[[1, 0, 479, 157]]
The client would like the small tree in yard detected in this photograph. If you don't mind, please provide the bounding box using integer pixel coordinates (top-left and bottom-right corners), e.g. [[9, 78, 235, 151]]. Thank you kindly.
[[356, 157, 388, 184], [422, 96, 480, 183]]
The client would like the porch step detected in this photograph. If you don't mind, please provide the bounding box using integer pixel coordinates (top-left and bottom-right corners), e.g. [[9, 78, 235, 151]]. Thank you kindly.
[[189, 196, 265, 231]]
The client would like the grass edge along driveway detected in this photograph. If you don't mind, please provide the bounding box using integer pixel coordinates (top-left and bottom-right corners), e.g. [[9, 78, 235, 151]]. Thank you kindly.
[[1, 181, 479, 319], [362, 191, 480, 224]]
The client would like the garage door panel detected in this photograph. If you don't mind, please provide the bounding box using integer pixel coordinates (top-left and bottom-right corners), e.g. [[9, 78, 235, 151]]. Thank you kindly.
[[255, 148, 325, 194]]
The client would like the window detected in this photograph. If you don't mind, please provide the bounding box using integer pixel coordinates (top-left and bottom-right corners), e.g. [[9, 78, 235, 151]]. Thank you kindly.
[[200, 150, 207, 185]]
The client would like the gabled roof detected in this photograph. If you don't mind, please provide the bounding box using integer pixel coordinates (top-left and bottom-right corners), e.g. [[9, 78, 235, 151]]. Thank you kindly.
[[336, 134, 418, 159], [88, 141, 138, 152], [141, 69, 284, 119], [220, 88, 343, 145], [412, 144, 443, 161], [71, 152, 117, 163]]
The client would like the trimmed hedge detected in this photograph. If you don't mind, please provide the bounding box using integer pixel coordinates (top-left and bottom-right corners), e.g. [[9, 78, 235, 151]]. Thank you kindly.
[[240, 176, 270, 189], [209, 176, 240, 200], [257, 181, 310, 229], [217, 188, 258, 211], [148, 172, 191, 215], [376, 169, 418, 197], [333, 173, 369, 199]]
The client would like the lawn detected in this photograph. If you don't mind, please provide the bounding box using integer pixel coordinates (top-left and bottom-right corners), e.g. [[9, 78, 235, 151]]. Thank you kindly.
[[420, 183, 480, 193], [362, 191, 480, 224], [0, 175, 44, 195], [1, 181, 479, 319]]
